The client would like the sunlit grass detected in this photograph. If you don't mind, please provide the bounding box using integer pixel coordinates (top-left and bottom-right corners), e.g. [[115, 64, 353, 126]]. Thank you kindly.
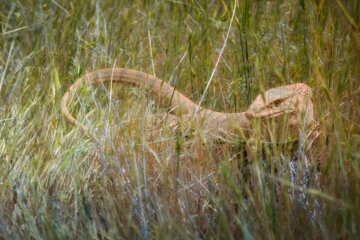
[[0, 0, 359, 239]]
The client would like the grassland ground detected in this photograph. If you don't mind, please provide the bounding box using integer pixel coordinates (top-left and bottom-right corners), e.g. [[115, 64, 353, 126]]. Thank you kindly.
[[0, 0, 360, 239]]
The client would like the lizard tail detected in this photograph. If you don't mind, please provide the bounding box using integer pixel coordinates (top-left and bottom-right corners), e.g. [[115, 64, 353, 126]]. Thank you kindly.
[[61, 68, 201, 139]]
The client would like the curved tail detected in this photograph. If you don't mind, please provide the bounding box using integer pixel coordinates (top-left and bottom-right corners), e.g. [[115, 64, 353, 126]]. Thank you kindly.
[[61, 68, 201, 138]]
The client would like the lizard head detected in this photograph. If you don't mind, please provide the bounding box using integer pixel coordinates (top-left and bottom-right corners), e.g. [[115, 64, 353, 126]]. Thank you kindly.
[[245, 83, 314, 141]]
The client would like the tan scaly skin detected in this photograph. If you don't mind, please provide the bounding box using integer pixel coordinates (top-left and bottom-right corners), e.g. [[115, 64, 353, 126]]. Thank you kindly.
[[61, 68, 314, 143], [246, 83, 314, 142]]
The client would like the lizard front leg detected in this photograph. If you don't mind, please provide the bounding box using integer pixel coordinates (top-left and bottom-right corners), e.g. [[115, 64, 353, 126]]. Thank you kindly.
[[245, 136, 258, 161]]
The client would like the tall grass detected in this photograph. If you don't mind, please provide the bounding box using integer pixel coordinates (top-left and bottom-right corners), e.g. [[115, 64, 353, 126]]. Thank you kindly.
[[0, 0, 359, 239]]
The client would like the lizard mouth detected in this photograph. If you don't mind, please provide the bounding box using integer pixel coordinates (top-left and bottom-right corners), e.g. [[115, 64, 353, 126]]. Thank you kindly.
[[246, 109, 294, 120]]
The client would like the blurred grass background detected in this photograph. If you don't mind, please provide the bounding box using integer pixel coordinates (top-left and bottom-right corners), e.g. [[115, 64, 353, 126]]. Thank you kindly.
[[0, 0, 359, 239]]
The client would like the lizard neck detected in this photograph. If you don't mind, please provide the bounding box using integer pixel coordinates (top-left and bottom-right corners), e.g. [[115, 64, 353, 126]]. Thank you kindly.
[[191, 109, 251, 138]]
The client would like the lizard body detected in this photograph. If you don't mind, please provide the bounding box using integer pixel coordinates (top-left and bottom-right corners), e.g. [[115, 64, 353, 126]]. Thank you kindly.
[[61, 68, 314, 141]]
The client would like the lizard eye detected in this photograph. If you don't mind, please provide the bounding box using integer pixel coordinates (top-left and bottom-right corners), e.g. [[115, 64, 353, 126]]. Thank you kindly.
[[273, 100, 281, 107]]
